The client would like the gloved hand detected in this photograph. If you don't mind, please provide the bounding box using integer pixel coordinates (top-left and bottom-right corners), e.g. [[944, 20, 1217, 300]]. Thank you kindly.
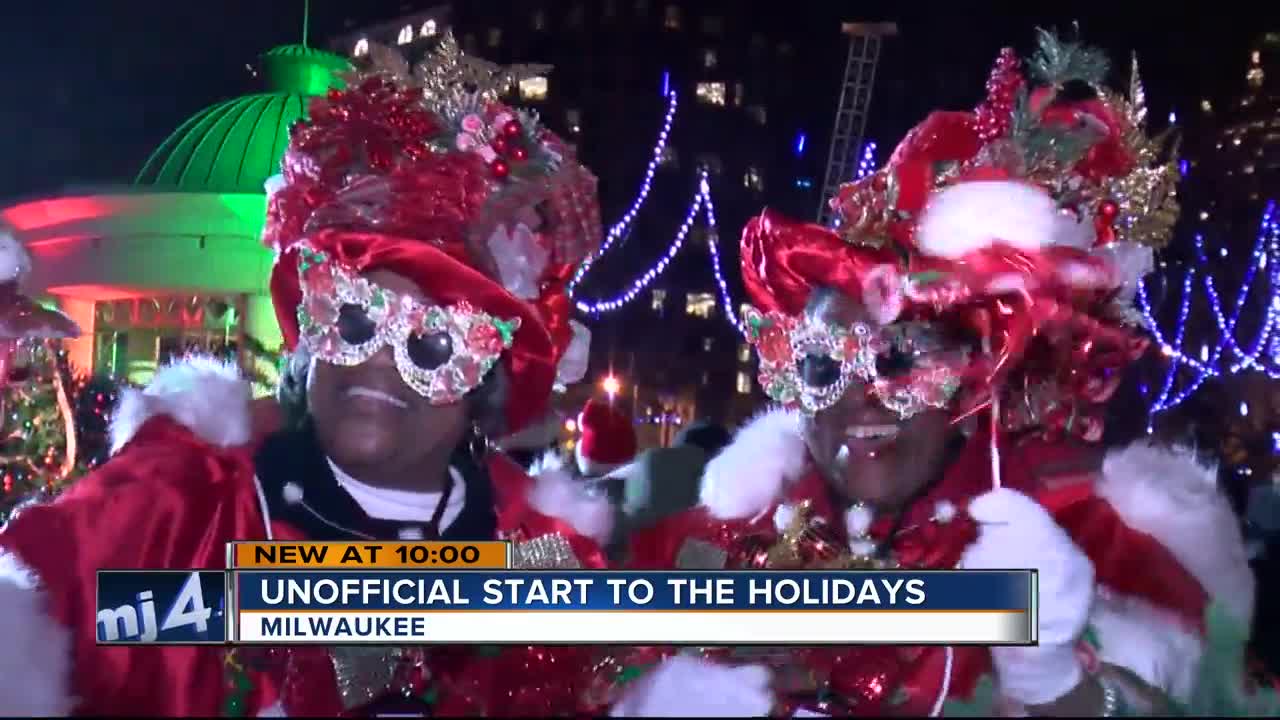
[[610, 655, 773, 717], [960, 488, 1096, 707]]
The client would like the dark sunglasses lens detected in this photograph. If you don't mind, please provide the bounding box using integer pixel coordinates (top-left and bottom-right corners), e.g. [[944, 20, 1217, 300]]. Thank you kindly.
[[407, 331, 453, 370], [336, 304, 377, 344], [799, 353, 841, 388]]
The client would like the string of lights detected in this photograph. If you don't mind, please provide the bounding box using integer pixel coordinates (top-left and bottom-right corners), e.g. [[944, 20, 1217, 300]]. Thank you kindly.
[[568, 89, 680, 295], [573, 172, 710, 315], [830, 141, 879, 229], [1138, 201, 1280, 420], [701, 174, 744, 334], [573, 169, 745, 334]]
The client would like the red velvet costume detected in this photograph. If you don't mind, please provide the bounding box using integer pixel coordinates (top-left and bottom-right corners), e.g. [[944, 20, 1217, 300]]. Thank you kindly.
[[0, 35, 615, 717]]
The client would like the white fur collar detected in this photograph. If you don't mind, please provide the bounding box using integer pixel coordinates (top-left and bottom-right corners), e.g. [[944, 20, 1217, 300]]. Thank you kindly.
[[107, 355, 614, 547], [697, 409, 1254, 621]]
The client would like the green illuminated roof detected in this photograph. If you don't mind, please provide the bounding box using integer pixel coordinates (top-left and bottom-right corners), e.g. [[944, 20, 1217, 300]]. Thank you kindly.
[[135, 45, 351, 194]]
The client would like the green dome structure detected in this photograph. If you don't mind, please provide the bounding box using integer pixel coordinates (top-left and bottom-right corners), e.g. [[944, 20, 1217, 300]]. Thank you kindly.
[[134, 44, 351, 194]]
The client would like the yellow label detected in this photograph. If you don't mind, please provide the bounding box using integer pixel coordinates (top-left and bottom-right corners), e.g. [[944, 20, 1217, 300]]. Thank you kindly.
[[230, 541, 508, 569]]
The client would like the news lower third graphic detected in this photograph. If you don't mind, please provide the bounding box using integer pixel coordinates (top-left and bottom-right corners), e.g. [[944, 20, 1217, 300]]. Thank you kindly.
[[96, 570, 228, 644]]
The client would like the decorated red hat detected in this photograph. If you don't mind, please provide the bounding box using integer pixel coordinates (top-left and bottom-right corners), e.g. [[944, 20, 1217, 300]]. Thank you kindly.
[[262, 34, 601, 434], [742, 30, 1178, 445], [575, 398, 638, 477]]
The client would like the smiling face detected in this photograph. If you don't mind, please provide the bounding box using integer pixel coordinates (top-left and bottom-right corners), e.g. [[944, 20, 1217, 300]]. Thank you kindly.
[[792, 289, 968, 511], [306, 270, 480, 491]]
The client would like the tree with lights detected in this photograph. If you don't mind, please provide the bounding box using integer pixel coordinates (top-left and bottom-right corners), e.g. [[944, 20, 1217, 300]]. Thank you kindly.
[[0, 342, 118, 518]]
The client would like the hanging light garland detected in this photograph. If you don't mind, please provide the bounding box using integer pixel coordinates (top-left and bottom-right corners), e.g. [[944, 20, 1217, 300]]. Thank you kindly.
[[1138, 201, 1280, 421], [831, 141, 879, 229], [568, 89, 680, 296]]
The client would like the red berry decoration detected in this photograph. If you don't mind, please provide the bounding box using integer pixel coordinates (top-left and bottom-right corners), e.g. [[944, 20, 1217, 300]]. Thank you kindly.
[[511, 145, 529, 162], [502, 119, 523, 138], [974, 47, 1024, 142], [491, 159, 511, 179], [491, 136, 509, 154], [1098, 199, 1119, 222]]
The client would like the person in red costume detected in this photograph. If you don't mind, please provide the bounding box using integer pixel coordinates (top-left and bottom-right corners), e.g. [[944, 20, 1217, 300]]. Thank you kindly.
[[0, 35, 618, 717], [612, 33, 1260, 717]]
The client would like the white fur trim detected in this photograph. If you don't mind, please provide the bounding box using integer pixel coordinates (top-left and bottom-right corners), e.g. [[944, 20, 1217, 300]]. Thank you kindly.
[[258, 700, 287, 716], [1089, 590, 1204, 702], [527, 464, 615, 547], [0, 551, 75, 716], [699, 407, 808, 520], [109, 355, 253, 454], [916, 181, 1059, 259], [1099, 442, 1256, 625]]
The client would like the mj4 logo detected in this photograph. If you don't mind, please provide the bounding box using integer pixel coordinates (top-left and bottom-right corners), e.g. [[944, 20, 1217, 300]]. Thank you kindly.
[[96, 572, 219, 642]]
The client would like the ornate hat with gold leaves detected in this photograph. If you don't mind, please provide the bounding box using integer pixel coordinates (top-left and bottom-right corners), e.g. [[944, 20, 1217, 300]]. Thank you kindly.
[[742, 30, 1178, 443], [263, 33, 601, 434]]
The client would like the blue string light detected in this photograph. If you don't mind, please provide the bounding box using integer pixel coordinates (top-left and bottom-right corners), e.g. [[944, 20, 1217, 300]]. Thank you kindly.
[[1139, 201, 1280, 423], [568, 89, 680, 296], [573, 171, 744, 334], [855, 141, 878, 180]]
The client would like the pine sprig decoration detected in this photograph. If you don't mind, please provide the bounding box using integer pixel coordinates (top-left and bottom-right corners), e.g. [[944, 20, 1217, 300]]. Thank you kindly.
[[1009, 87, 1098, 173], [1029, 27, 1110, 89]]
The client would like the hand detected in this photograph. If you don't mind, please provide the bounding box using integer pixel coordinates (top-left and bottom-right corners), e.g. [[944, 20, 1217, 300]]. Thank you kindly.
[[961, 488, 1096, 707], [611, 655, 773, 717]]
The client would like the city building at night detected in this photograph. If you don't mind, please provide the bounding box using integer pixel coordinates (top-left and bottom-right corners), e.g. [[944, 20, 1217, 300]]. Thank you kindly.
[[1, 45, 349, 388], [327, 1, 859, 438]]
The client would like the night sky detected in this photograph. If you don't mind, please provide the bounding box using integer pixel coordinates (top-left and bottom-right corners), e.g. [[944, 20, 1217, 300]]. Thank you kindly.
[[0, 1, 1272, 203]]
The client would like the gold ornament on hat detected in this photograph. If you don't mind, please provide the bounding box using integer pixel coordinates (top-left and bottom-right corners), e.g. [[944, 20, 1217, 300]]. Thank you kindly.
[[1102, 54, 1180, 251]]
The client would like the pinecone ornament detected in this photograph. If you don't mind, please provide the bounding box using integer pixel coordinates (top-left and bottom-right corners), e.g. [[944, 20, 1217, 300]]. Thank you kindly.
[[974, 48, 1024, 142]]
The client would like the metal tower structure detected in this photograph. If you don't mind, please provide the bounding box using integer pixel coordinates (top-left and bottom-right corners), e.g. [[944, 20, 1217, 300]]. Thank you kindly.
[[817, 22, 898, 227]]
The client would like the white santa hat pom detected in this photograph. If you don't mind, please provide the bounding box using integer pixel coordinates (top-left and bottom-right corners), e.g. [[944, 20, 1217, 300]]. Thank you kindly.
[[916, 181, 1060, 259], [263, 174, 286, 198], [0, 227, 32, 286]]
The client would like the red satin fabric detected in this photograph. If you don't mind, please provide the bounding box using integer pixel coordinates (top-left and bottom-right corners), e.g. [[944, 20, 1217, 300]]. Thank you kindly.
[[625, 433, 1211, 715], [271, 229, 557, 435], [0, 416, 608, 716]]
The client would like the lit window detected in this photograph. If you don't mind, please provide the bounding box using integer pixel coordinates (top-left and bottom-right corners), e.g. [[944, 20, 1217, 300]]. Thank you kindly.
[[533, 9, 547, 30], [1244, 164, 1256, 175], [1253, 50, 1262, 64], [685, 292, 716, 318], [747, 105, 767, 125], [519, 76, 549, 101], [1247, 66, 1264, 89], [488, 28, 502, 47], [398, 25, 414, 45], [1200, 99, 1212, 112], [658, 144, 678, 168], [736, 371, 753, 394], [696, 153, 723, 177], [566, 108, 582, 134], [737, 343, 751, 363], [353, 38, 369, 57], [743, 167, 764, 192], [695, 82, 725, 106], [1234, 137, 1243, 146], [702, 337, 714, 352], [703, 49, 717, 69], [701, 371, 710, 386], [664, 5, 682, 29], [733, 82, 744, 107], [1199, 211, 1210, 220], [420, 20, 438, 37], [651, 289, 667, 312]]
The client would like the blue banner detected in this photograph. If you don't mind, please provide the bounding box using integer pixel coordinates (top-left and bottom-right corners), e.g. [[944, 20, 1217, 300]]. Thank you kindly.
[[235, 569, 1032, 612], [96, 570, 228, 644]]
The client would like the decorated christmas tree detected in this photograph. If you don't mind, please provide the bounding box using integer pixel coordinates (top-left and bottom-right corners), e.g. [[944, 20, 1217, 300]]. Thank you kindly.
[[0, 341, 118, 519]]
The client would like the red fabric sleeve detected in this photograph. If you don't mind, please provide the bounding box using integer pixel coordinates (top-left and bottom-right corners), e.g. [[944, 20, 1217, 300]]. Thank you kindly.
[[0, 416, 268, 716]]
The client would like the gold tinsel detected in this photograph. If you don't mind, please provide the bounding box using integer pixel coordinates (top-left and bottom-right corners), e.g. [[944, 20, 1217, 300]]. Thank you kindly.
[[1103, 54, 1181, 251]]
